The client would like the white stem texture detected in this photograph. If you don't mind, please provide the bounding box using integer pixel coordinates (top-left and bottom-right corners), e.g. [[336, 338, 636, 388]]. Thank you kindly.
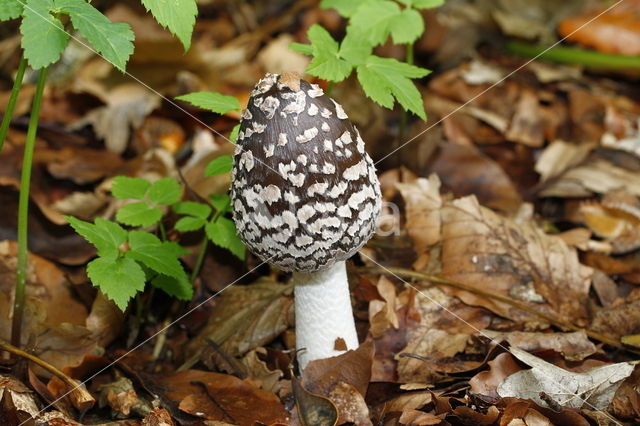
[[293, 260, 359, 371]]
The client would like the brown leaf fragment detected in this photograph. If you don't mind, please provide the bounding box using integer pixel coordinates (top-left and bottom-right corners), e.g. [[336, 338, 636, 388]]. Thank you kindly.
[[440, 195, 592, 325], [451, 405, 499, 425], [591, 298, 640, 340], [396, 175, 442, 255], [469, 352, 522, 398], [98, 376, 152, 418], [142, 408, 174, 426], [292, 374, 337, 426], [398, 409, 442, 425], [369, 276, 400, 338], [609, 365, 640, 421], [505, 89, 545, 147], [482, 330, 597, 361], [328, 381, 372, 426]]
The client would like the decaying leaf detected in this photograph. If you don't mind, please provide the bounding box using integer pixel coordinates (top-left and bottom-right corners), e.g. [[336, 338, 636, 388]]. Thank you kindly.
[[497, 347, 636, 410], [482, 330, 597, 361]]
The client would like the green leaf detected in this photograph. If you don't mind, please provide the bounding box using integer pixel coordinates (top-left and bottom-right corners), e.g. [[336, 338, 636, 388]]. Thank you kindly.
[[0, 0, 23, 20], [412, 0, 444, 9], [116, 202, 163, 227], [289, 42, 313, 55], [112, 176, 151, 200], [209, 193, 230, 213], [339, 31, 372, 66], [173, 201, 211, 219], [357, 55, 429, 119], [229, 124, 240, 144], [151, 274, 193, 300], [127, 230, 189, 280], [176, 92, 240, 114], [20, 0, 69, 69], [87, 257, 146, 311], [389, 8, 424, 45], [54, 0, 134, 72], [305, 24, 352, 82], [140, 0, 197, 51], [320, 0, 360, 17], [205, 155, 232, 177], [66, 216, 126, 260], [206, 217, 245, 260], [147, 177, 181, 205], [174, 216, 206, 232], [349, 0, 400, 47]]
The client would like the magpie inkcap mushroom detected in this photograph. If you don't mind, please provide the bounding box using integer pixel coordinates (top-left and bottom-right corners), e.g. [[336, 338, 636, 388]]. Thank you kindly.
[[231, 72, 382, 370]]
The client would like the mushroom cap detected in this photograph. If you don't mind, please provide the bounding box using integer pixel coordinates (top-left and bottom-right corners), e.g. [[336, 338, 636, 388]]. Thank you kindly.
[[231, 73, 381, 273]]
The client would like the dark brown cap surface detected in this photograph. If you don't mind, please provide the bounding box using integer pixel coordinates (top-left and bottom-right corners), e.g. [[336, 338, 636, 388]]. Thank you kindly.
[[231, 73, 381, 272]]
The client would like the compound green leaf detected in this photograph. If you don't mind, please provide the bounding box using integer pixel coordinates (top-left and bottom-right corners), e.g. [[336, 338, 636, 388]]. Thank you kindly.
[[412, 0, 444, 9], [21, 0, 68, 69], [209, 193, 231, 213], [174, 216, 206, 232], [289, 42, 313, 55], [229, 123, 240, 144], [66, 216, 126, 260], [173, 201, 211, 219], [205, 155, 233, 177], [320, 0, 359, 17], [358, 55, 430, 119], [339, 31, 372, 65], [349, 0, 400, 47], [127, 230, 189, 280], [87, 256, 145, 311], [305, 24, 352, 82], [206, 217, 245, 260], [389, 8, 424, 45], [147, 177, 181, 205], [0, 0, 23, 20], [55, 0, 134, 72], [112, 176, 151, 200], [151, 274, 193, 300], [141, 0, 197, 51], [176, 91, 240, 114], [116, 202, 163, 227]]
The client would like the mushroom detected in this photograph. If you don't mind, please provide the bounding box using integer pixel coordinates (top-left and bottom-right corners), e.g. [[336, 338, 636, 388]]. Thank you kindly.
[[231, 72, 381, 371]]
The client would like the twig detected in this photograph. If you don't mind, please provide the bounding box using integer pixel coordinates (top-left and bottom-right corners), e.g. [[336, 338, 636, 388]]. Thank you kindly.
[[0, 339, 95, 411], [357, 266, 638, 353]]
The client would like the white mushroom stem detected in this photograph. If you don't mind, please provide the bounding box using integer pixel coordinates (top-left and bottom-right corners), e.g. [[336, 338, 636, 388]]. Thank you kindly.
[[293, 260, 359, 372]]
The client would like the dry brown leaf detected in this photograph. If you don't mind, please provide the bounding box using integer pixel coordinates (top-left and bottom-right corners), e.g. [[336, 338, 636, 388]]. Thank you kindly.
[[368, 276, 400, 339], [396, 176, 442, 255], [440, 195, 592, 324], [482, 330, 597, 361], [239, 348, 283, 393], [328, 381, 372, 426], [398, 409, 442, 425], [505, 89, 545, 147], [469, 352, 522, 398], [534, 140, 593, 182]]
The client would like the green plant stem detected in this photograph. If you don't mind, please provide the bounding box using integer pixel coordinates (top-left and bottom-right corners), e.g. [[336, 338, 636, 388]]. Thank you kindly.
[[507, 40, 640, 69], [190, 237, 209, 283], [11, 67, 48, 348], [0, 57, 28, 154], [397, 43, 415, 145], [158, 221, 167, 241], [326, 80, 335, 97], [406, 43, 414, 65]]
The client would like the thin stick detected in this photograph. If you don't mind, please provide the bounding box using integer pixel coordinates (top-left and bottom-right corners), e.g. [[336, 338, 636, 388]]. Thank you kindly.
[[0, 56, 28, 153], [358, 266, 634, 351], [0, 339, 94, 409], [12, 67, 47, 348]]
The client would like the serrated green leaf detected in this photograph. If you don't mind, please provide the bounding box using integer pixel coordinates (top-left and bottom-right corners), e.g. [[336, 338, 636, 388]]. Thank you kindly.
[[173, 201, 211, 219], [320, 0, 360, 17], [389, 8, 424, 45], [358, 55, 430, 119], [349, 0, 400, 47], [140, 0, 197, 51], [127, 230, 188, 280], [176, 91, 240, 114], [66, 216, 126, 259], [54, 0, 134, 72], [20, 0, 69, 69], [174, 216, 206, 232], [356, 65, 395, 109], [229, 124, 240, 144], [116, 202, 163, 227], [0, 0, 23, 20], [87, 256, 145, 310], [151, 274, 192, 300], [412, 0, 444, 9], [209, 193, 230, 213], [206, 217, 244, 260], [112, 176, 151, 200], [205, 155, 232, 177], [339, 31, 372, 65], [289, 42, 313, 55], [147, 177, 181, 205], [305, 24, 352, 82]]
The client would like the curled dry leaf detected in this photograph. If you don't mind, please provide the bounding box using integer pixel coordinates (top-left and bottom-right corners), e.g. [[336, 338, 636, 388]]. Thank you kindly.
[[469, 352, 522, 398], [497, 347, 636, 410], [182, 277, 293, 369], [396, 175, 442, 255], [368, 276, 400, 339], [398, 409, 442, 425], [328, 381, 372, 426], [239, 348, 284, 394], [482, 330, 597, 361], [440, 195, 592, 324]]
